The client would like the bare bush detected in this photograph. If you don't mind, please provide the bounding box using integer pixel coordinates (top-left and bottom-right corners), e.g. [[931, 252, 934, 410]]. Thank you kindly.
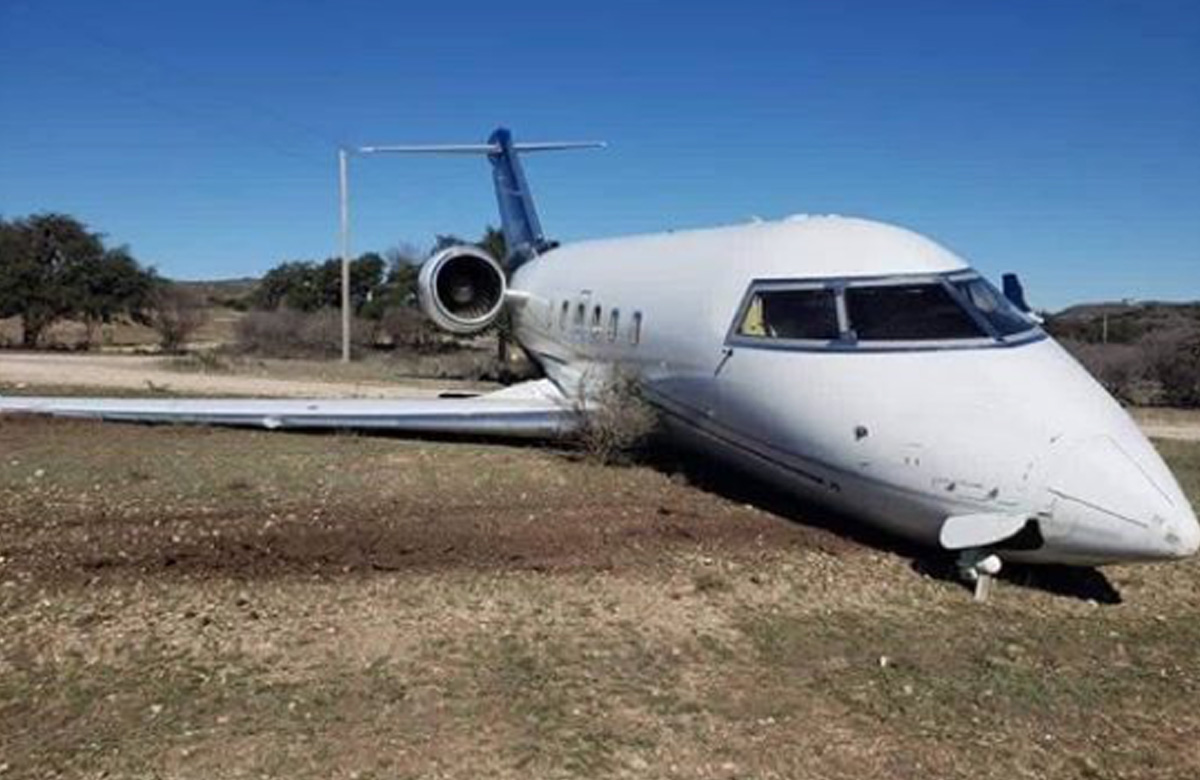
[[1059, 339, 1150, 404], [571, 369, 660, 464], [1145, 327, 1200, 408], [165, 349, 234, 374], [379, 307, 448, 354], [1060, 319, 1200, 408], [234, 309, 377, 358], [150, 285, 208, 353]]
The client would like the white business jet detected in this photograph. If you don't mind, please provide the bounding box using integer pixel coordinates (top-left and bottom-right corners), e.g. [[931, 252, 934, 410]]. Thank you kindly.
[[3, 128, 1196, 590]]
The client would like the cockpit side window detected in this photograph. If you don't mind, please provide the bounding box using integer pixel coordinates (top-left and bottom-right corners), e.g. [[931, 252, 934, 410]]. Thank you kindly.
[[737, 289, 839, 341], [844, 284, 985, 341], [950, 276, 1034, 337]]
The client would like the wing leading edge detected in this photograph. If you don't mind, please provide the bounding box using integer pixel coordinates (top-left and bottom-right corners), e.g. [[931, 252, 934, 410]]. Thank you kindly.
[[0, 379, 576, 439]]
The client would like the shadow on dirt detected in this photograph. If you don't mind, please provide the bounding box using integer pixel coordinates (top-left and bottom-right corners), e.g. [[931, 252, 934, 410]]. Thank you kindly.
[[911, 556, 1122, 604], [638, 441, 926, 557], [638, 440, 1123, 604]]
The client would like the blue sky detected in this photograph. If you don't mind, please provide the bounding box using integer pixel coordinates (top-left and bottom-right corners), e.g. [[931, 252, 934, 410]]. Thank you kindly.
[[1, 0, 1196, 309]]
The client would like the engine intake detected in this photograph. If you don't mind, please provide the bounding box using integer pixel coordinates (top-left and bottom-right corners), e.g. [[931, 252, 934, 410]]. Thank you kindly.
[[417, 246, 507, 334]]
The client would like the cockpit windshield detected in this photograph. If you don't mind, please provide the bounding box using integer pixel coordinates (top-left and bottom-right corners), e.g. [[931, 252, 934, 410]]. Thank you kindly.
[[729, 272, 1039, 350], [844, 283, 984, 341]]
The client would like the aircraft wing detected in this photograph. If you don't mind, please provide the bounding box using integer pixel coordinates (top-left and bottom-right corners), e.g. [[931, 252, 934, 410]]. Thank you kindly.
[[0, 379, 576, 439]]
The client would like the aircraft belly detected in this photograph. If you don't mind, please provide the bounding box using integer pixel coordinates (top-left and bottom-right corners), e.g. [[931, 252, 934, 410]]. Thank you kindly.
[[652, 390, 961, 545]]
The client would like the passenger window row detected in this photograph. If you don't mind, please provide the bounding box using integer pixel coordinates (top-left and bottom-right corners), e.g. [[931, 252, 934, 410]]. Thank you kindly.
[[555, 299, 641, 345]]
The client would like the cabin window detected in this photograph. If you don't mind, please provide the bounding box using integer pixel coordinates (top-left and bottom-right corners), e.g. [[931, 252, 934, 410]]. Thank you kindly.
[[630, 311, 643, 345], [591, 305, 603, 338], [574, 302, 586, 329], [737, 289, 839, 341], [559, 301, 570, 330], [844, 284, 985, 341], [607, 309, 620, 342], [951, 277, 1034, 338]]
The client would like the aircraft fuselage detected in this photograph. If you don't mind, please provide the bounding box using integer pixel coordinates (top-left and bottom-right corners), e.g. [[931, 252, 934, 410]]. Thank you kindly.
[[508, 215, 1199, 566]]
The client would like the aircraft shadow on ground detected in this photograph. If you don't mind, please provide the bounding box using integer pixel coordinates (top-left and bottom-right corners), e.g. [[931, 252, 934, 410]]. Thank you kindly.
[[638, 441, 1123, 605]]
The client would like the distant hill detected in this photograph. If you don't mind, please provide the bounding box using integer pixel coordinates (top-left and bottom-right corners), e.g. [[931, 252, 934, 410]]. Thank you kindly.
[[1054, 300, 1200, 319], [172, 277, 260, 309], [1046, 301, 1200, 345]]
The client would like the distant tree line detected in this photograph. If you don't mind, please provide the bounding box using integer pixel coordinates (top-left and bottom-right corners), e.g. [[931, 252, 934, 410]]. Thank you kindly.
[[233, 227, 508, 358], [246, 227, 506, 319], [0, 212, 205, 350], [0, 214, 508, 353]]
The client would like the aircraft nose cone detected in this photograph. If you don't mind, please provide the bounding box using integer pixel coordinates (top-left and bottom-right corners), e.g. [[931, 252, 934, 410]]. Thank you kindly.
[[1046, 435, 1199, 561], [1170, 503, 1200, 558]]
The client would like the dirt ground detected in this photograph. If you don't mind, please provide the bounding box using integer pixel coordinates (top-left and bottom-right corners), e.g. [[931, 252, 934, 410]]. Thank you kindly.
[[1129, 407, 1200, 443], [1, 411, 1199, 779]]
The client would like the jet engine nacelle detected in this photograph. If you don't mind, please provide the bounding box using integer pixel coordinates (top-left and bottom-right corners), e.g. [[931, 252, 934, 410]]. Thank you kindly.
[[417, 245, 507, 334]]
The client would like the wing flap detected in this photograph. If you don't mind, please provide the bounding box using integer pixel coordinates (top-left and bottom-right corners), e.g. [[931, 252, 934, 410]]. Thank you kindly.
[[0, 379, 576, 438]]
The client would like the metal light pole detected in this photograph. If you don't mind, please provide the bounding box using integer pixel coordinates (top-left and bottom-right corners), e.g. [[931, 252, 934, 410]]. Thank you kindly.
[[338, 147, 352, 363]]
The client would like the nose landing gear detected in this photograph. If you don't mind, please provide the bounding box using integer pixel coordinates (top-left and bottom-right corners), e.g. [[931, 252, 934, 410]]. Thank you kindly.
[[940, 513, 1036, 602], [956, 550, 1003, 602]]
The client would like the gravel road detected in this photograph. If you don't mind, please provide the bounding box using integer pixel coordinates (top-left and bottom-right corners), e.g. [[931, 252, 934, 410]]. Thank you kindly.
[[0, 352, 477, 399]]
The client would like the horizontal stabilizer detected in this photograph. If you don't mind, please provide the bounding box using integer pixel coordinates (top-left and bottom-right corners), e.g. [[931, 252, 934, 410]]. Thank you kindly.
[[357, 141, 606, 155], [939, 513, 1031, 550]]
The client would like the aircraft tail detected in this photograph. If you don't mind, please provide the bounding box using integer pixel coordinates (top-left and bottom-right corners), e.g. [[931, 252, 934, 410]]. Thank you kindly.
[[360, 127, 604, 267]]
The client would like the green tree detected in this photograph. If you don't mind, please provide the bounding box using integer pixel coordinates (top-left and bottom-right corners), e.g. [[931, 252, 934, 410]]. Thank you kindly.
[[0, 217, 30, 330], [252, 261, 323, 312], [0, 214, 156, 348], [350, 252, 385, 308], [341, 252, 386, 317], [252, 253, 389, 315], [0, 213, 105, 347], [361, 244, 422, 318], [478, 225, 507, 264], [72, 245, 158, 347], [431, 234, 468, 255]]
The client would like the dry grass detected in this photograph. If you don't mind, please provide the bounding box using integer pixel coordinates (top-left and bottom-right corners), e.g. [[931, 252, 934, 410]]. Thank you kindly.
[[0, 416, 1198, 779], [0, 308, 243, 352], [156, 352, 503, 391]]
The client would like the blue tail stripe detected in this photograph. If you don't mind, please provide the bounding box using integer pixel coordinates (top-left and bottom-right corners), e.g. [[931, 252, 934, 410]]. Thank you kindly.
[[487, 127, 545, 265]]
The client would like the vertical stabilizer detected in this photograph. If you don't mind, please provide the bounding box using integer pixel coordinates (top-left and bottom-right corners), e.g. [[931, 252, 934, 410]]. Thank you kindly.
[[488, 128, 546, 265]]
